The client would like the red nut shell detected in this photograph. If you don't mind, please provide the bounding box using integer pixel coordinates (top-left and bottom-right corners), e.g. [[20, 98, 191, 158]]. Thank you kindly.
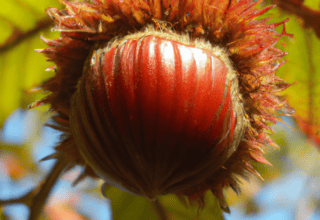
[[70, 34, 243, 200]]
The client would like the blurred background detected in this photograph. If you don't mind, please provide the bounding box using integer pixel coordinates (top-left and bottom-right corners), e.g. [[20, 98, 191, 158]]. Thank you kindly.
[[0, 0, 319, 219]]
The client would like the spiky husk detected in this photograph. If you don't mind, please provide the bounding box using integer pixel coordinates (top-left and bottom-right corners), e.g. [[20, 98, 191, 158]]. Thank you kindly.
[[35, 0, 292, 212]]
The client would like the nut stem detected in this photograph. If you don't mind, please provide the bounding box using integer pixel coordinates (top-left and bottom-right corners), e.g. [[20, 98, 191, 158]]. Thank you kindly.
[[151, 199, 168, 220]]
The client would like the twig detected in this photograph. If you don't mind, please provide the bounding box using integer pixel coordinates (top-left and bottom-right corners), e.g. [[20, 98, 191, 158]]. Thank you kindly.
[[28, 156, 70, 220], [304, 30, 320, 152], [275, 0, 320, 39], [151, 199, 168, 220], [0, 188, 37, 206], [0, 18, 53, 54]]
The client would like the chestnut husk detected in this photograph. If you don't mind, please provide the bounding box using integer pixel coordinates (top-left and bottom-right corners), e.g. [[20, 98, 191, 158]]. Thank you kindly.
[[35, 0, 293, 213]]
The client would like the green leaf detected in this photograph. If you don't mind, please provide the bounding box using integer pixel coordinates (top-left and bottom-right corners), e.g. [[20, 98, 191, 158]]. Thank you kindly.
[[273, 7, 320, 151], [160, 192, 223, 220], [103, 186, 224, 220], [0, 0, 62, 127], [103, 186, 159, 220]]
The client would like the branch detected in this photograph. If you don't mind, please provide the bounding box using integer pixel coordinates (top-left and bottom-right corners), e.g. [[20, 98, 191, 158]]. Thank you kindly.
[[274, 0, 320, 39], [0, 156, 70, 219], [151, 199, 168, 220], [28, 156, 70, 220], [0, 18, 53, 54], [0, 188, 38, 207]]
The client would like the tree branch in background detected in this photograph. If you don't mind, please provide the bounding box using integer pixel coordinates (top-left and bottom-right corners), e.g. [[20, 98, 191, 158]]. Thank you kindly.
[[28, 156, 70, 220], [0, 18, 53, 54], [0, 188, 38, 207], [0, 156, 70, 220], [274, 0, 320, 39]]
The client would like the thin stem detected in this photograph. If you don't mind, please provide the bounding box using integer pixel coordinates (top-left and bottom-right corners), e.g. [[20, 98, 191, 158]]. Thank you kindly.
[[275, 0, 320, 39], [0, 18, 53, 54], [0, 189, 37, 206], [28, 156, 70, 220], [151, 199, 168, 220], [304, 30, 319, 152]]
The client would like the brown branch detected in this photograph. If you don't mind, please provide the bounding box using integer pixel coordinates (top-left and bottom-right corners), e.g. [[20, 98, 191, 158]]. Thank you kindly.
[[28, 156, 70, 220], [0, 18, 53, 54], [274, 0, 320, 39], [0, 188, 38, 207], [151, 199, 168, 220], [0, 156, 70, 219]]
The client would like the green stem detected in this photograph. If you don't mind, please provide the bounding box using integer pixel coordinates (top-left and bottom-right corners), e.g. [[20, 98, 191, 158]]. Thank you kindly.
[[304, 30, 319, 152]]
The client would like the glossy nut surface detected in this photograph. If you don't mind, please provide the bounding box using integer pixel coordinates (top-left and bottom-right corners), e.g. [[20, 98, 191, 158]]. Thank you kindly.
[[70, 34, 239, 199]]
